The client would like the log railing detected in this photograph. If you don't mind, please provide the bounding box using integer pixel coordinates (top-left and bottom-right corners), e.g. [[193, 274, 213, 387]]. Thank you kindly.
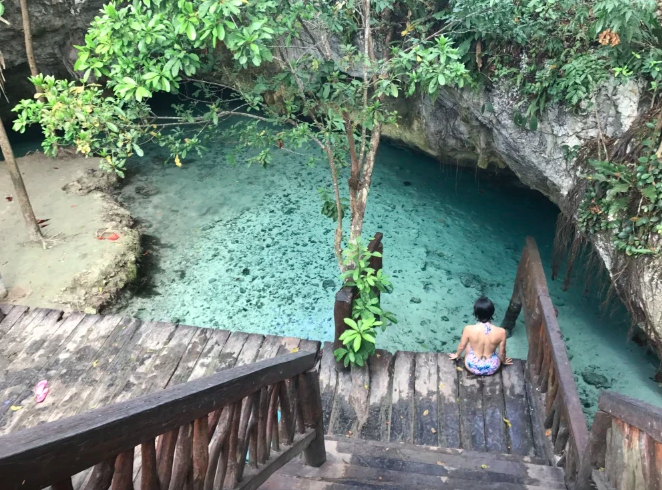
[[0, 351, 326, 490], [333, 232, 383, 370], [503, 236, 589, 486], [577, 392, 662, 490]]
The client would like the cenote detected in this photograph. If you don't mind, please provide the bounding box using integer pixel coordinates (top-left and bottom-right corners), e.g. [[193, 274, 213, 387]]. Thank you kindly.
[[97, 121, 662, 418]]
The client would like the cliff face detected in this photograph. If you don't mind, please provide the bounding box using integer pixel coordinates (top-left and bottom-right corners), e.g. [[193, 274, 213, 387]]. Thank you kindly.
[[2, 1, 660, 352], [0, 0, 104, 119]]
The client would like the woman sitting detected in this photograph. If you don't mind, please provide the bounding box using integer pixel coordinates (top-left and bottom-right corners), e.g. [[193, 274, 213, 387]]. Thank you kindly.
[[448, 296, 512, 375]]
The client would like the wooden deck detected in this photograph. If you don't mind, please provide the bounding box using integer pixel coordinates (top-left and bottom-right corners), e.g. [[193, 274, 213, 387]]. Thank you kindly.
[[0, 305, 539, 461]]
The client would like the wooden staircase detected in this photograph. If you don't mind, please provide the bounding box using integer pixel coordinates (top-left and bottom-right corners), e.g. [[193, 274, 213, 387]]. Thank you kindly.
[[263, 435, 567, 490]]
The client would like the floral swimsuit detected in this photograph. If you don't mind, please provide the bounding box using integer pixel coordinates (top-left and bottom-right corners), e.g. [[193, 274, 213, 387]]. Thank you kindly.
[[465, 322, 501, 376]]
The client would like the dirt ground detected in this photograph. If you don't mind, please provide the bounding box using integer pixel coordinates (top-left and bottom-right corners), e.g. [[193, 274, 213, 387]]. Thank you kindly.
[[0, 152, 140, 312]]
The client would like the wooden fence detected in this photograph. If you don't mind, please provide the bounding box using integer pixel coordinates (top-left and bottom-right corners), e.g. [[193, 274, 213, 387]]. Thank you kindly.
[[333, 232, 383, 370], [0, 351, 326, 490], [577, 391, 662, 490], [503, 236, 589, 486]]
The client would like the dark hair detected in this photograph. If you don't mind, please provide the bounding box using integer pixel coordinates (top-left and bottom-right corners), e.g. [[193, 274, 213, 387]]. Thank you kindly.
[[473, 296, 495, 323]]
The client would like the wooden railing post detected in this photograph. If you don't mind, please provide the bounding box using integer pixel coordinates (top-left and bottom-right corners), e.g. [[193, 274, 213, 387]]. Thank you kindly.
[[500, 295, 522, 336], [298, 370, 326, 467]]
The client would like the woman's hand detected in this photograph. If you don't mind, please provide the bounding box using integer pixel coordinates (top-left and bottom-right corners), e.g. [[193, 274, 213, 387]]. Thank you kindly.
[[503, 357, 513, 366], [448, 353, 459, 361]]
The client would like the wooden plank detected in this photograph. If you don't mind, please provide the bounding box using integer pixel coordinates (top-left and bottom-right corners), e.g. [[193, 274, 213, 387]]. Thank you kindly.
[[0, 313, 86, 422], [0, 307, 45, 350], [0, 309, 62, 373], [437, 355, 461, 449], [482, 369, 507, 453], [329, 364, 357, 437], [255, 336, 285, 362], [459, 369, 486, 451], [235, 334, 265, 367], [502, 360, 535, 456], [236, 429, 316, 490], [298, 339, 320, 353], [0, 352, 317, 490], [0, 314, 113, 434], [414, 352, 438, 446], [525, 368, 555, 464], [598, 391, 662, 445], [318, 342, 337, 435], [389, 351, 414, 444], [186, 329, 234, 380], [348, 364, 370, 437], [361, 349, 392, 442], [0, 305, 29, 340], [165, 327, 213, 387]]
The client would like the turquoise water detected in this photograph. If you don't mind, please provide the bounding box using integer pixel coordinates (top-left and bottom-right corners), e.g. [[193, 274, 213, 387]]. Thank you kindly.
[[100, 128, 662, 416]]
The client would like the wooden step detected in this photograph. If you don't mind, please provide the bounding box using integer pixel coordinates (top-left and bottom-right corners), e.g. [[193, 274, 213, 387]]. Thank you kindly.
[[263, 464, 562, 490], [260, 437, 565, 490]]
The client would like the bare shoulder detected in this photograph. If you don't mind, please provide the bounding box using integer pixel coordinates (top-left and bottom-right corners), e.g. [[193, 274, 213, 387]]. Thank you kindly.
[[493, 325, 507, 339]]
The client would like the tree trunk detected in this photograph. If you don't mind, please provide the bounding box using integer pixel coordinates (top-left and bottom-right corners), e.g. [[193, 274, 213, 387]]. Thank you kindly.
[[0, 118, 43, 243], [20, 0, 39, 79]]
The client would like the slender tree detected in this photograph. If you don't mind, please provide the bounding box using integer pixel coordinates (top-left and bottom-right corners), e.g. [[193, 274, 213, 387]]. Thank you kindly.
[[0, 116, 43, 243], [19, 0, 38, 79]]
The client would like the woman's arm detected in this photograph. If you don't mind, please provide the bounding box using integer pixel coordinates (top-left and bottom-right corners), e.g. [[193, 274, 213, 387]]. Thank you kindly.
[[448, 328, 469, 360], [498, 333, 513, 365]]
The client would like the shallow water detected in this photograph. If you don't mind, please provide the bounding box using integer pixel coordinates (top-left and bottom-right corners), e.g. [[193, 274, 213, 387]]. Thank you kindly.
[[103, 127, 662, 417]]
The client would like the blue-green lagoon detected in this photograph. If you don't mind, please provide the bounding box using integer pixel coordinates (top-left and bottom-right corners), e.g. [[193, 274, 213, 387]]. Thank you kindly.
[[111, 134, 662, 416]]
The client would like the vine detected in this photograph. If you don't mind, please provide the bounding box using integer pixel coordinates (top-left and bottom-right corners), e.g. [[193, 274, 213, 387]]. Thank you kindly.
[[333, 238, 396, 368]]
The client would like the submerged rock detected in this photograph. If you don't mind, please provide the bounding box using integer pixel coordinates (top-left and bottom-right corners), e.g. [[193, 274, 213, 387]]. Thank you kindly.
[[322, 279, 336, 290], [410, 297, 422, 304], [581, 366, 612, 389]]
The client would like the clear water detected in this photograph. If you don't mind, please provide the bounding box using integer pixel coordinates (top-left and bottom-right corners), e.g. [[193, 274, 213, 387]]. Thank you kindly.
[[93, 126, 659, 417]]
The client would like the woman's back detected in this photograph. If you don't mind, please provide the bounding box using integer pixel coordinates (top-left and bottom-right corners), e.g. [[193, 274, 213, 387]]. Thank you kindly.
[[464, 322, 506, 359]]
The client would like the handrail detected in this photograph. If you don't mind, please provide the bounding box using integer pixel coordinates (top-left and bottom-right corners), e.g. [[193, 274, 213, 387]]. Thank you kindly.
[[333, 232, 383, 370], [577, 391, 662, 490], [504, 236, 589, 485], [0, 350, 326, 490]]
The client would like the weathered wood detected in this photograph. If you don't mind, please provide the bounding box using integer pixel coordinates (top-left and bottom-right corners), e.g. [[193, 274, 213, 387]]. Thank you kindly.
[[502, 360, 535, 457], [169, 423, 193, 490], [256, 388, 269, 464], [224, 401, 242, 488], [186, 330, 233, 381], [113, 449, 135, 490], [525, 368, 555, 465], [501, 296, 522, 335], [389, 351, 414, 444], [592, 469, 617, 490], [482, 369, 507, 453], [598, 391, 662, 445], [0, 308, 53, 364], [0, 304, 29, 339], [266, 385, 280, 456], [193, 417, 210, 490], [459, 369, 485, 451], [53, 479, 75, 490], [205, 404, 234, 490], [437, 355, 461, 449], [156, 429, 178, 490], [234, 429, 315, 490], [166, 328, 213, 387], [235, 334, 265, 367], [236, 394, 257, 481], [83, 458, 116, 490], [332, 287, 353, 372], [278, 382, 295, 443], [298, 371, 326, 467], [0, 352, 317, 490], [414, 352, 438, 446], [360, 350, 392, 442], [318, 343, 337, 434], [140, 439, 159, 490]]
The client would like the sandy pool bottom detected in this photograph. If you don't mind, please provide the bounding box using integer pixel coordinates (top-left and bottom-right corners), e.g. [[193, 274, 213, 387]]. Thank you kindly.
[[112, 138, 662, 419]]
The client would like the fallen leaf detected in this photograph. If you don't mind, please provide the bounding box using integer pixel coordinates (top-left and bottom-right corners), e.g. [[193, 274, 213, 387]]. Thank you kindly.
[[97, 236, 106, 240], [423, 409, 429, 416], [503, 418, 512, 428], [545, 429, 552, 437], [93, 360, 99, 368], [436, 461, 444, 466], [5, 196, 13, 202], [456, 367, 463, 372], [40, 223, 49, 228], [37, 219, 49, 224], [107, 233, 120, 241], [71, 204, 77, 208], [175, 154, 182, 167], [10, 405, 22, 411], [143, 250, 150, 256], [376, 353, 381, 358], [53, 167, 59, 169], [439, 383, 445, 389], [364, 384, 369, 390], [290, 347, 299, 353], [481, 464, 489, 469], [431, 428, 437, 433], [348, 430, 353, 435]]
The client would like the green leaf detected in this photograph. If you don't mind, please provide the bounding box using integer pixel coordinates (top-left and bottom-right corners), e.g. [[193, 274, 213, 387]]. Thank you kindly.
[[187, 23, 197, 41], [528, 116, 538, 131], [133, 143, 144, 157], [353, 334, 361, 352], [343, 317, 358, 330]]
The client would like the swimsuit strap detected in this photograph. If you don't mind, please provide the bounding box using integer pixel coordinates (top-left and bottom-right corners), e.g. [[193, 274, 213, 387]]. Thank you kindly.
[[482, 322, 492, 335]]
